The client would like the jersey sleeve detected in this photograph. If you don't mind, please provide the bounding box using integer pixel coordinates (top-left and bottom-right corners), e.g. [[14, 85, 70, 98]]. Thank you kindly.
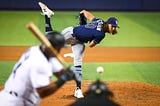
[[92, 18, 99, 22], [93, 34, 105, 44], [30, 65, 52, 88], [49, 57, 63, 73]]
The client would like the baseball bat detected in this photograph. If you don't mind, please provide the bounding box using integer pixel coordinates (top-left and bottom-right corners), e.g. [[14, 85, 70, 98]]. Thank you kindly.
[[26, 22, 67, 68]]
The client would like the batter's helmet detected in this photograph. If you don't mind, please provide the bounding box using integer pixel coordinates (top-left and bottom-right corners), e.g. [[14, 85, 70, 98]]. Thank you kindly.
[[70, 80, 119, 106], [86, 80, 113, 98], [46, 31, 65, 52]]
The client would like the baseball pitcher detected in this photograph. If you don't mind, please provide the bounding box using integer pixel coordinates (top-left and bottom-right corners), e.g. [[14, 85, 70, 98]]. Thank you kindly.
[[38, 2, 119, 98]]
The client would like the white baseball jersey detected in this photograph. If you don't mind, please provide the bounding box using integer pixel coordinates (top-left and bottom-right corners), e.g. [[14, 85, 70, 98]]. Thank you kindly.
[[0, 46, 63, 106]]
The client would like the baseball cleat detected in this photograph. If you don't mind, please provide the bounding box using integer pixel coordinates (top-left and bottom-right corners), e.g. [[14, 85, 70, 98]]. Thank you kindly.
[[38, 2, 54, 18], [74, 88, 84, 98]]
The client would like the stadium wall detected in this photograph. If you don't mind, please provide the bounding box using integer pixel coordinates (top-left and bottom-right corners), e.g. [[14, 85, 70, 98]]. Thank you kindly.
[[0, 0, 160, 11]]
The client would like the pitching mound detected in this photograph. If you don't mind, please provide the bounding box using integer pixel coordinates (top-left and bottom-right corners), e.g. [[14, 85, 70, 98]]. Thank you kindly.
[[0, 81, 160, 106], [40, 81, 160, 106]]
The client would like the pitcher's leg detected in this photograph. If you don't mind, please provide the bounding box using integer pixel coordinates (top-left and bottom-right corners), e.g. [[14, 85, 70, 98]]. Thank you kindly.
[[45, 15, 53, 34], [72, 43, 85, 98], [39, 2, 54, 34]]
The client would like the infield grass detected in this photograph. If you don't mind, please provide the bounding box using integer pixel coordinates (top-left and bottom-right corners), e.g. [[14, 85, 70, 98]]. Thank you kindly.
[[0, 11, 160, 47], [0, 62, 160, 86]]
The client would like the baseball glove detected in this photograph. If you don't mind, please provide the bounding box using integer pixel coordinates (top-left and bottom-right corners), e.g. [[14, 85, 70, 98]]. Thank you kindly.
[[79, 13, 87, 25]]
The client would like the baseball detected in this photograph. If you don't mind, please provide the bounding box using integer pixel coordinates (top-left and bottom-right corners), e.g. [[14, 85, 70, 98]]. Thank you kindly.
[[96, 66, 104, 73]]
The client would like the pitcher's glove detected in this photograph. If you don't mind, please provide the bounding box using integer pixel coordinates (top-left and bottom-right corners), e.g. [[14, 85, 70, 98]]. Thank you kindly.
[[56, 66, 76, 87], [79, 13, 87, 25]]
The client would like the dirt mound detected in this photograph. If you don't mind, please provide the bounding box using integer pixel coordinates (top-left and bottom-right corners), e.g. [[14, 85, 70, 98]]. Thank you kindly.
[[40, 81, 160, 106], [1, 81, 160, 106]]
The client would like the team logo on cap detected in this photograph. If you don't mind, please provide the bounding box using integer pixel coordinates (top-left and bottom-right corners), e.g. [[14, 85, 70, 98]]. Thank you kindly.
[[115, 20, 118, 25]]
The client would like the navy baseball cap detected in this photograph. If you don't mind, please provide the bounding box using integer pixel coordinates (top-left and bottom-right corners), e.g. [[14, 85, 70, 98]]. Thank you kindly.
[[106, 17, 119, 28]]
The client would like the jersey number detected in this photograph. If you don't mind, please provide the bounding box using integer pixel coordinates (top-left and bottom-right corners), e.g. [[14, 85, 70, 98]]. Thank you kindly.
[[13, 50, 30, 78]]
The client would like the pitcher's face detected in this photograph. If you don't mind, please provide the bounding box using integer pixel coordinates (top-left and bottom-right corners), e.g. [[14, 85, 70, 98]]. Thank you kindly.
[[108, 24, 117, 35]]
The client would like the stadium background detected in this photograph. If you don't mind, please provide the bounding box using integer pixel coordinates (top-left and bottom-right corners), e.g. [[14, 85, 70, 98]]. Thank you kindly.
[[0, 0, 160, 11]]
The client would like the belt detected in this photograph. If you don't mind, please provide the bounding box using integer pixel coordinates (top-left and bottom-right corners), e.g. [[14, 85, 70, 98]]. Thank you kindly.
[[9, 91, 18, 97]]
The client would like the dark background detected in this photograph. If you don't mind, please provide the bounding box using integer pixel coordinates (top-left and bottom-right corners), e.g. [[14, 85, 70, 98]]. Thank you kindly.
[[0, 0, 160, 11]]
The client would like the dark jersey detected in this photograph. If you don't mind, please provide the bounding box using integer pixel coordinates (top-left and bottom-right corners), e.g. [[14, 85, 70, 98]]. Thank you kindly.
[[73, 18, 105, 44]]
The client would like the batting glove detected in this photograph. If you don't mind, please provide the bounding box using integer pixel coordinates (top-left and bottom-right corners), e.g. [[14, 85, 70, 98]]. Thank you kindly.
[[55, 66, 76, 87]]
